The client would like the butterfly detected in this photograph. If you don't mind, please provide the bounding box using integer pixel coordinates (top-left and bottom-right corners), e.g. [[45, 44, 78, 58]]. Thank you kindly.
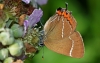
[[43, 3, 84, 58]]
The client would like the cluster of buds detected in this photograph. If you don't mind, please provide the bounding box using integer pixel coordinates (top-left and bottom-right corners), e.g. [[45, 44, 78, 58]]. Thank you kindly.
[[0, 0, 47, 63]]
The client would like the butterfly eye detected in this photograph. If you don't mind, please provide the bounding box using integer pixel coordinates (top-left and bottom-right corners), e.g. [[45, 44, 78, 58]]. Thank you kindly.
[[57, 7, 62, 11]]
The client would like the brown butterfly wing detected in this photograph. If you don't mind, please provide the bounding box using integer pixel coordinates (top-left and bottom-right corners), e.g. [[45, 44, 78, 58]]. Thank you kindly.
[[44, 31, 84, 58], [44, 34, 73, 57], [44, 14, 59, 36], [69, 31, 84, 58], [44, 14, 76, 40], [69, 14, 77, 32], [44, 13, 84, 58], [44, 15, 72, 56]]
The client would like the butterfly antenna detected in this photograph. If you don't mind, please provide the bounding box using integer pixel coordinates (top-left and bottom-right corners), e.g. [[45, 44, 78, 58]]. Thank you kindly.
[[65, 2, 68, 10]]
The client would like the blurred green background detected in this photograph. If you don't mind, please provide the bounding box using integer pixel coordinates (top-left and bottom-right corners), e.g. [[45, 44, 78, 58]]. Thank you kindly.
[[25, 0, 100, 63]]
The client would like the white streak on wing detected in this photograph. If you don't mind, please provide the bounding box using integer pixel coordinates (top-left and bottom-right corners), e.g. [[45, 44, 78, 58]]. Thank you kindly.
[[62, 17, 64, 38], [69, 36, 74, 57]]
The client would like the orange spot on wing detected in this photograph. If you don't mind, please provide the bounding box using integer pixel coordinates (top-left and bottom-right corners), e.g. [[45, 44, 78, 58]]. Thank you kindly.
[[57, 11, 74, 28], [62, 11, 73, 27], [62, 11, 68, 18]]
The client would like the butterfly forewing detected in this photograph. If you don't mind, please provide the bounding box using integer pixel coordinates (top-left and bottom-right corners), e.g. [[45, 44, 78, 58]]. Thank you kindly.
[[44, 15, 76, 40], [44, 14, 59, 36]]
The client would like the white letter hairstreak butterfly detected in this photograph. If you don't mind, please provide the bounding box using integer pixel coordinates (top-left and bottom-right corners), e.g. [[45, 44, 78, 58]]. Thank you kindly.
[[43, 3, 84, 58]]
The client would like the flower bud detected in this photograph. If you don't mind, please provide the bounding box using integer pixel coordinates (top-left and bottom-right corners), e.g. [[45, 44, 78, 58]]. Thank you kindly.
[[0, 48, 8, 60], [0, 29, 14, 45], [15, 40, 24, 49], [3, 57, 14, 63], [8, 40, 24, 56], [11, 24, 24, 38]]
